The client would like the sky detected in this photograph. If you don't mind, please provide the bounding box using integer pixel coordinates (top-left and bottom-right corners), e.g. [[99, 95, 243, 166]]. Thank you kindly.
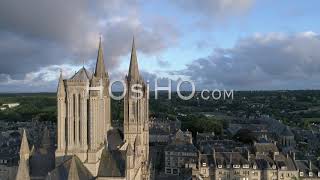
[[1, 0, 320, 92]]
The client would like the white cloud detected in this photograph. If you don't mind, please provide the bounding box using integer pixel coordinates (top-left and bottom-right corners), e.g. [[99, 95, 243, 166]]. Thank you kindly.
[[172, 0, 254, 19], [175, 31, 320, 90], [0, 0, 180, 88]]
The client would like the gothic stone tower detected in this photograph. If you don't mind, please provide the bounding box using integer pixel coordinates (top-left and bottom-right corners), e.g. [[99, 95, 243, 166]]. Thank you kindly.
[[123, 38, 150, 179], [55, 38, 111, 176]]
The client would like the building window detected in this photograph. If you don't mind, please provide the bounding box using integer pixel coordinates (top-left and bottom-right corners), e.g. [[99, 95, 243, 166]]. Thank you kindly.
[[233, 164, 240, 168], [173, 169, 178, 174], [299, 172, 304, 177], [243, 171, 249, 175], [309, 172, 313, 177], [165, 168, 171, 174]]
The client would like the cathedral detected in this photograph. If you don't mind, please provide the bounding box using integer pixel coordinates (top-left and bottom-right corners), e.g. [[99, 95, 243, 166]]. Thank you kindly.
[[15, 37, 151, 180]]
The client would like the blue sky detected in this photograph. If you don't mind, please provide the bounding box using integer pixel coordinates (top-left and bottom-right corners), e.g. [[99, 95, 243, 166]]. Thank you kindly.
[[1, 0, 320, 91], [124, 0, 320, 73]]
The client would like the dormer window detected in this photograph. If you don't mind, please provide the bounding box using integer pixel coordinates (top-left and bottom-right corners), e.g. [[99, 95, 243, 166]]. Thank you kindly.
[[218, 165, 223, 168], [281, 166, 287, 170], [233, 165, 240, 168], [202, 163, 206, 167], [299, 172, 304, 177], [253, 165, 257, 169], [309, 172, 313, 177], [243, 164, 249, 169], [272, 165, 276, 169]]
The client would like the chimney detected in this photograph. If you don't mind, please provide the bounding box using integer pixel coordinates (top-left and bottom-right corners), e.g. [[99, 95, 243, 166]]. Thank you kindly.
[[213, 148, 217, 166], [309, 160, 312, 170]]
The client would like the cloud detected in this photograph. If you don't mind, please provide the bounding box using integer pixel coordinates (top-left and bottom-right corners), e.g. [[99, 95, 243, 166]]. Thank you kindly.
[[0, 31, 72, 78], [0, 0, 179, 92], [175, 31, 320, 90], [101, 15, 179, 68], [0, 64, 83, 92], [172, 0, 254, 20], [156, 57, 171, 67]]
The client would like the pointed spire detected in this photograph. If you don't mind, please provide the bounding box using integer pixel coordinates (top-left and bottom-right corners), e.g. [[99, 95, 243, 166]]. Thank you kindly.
[[134, 135, 141, 147], [20, 129, 30, 160], [16, 157, 30, 180], [68, 156, 80, 180], [40, 127, 51, 149], [126, 143, 134, 156], [94, 36, 107, 78], [30, 145, 35, 155], [57, 70, 65, 97], [128, 36, 140, 81]]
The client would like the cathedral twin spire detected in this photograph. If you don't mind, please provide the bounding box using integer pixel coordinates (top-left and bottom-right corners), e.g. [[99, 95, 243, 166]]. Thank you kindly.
[[128, 37, 140, 81], [57, 36, 139, 96], [94, 36, 139, 81], [94, 37, 108, 79], [92, 36, 140, 81]]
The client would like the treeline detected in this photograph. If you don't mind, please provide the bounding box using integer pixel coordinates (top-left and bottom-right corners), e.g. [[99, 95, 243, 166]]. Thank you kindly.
[[179, 113, 226, 135], [0, 93, 56, 122]]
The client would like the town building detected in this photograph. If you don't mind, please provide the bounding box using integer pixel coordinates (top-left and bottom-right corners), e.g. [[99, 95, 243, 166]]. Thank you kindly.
[[164, 129, 198, 175]]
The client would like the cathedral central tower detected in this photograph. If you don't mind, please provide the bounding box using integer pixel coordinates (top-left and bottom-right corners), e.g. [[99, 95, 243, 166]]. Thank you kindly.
[[55, 38, 111, 176]]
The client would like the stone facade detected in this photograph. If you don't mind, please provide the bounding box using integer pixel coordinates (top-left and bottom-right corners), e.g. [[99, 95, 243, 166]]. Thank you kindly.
[[193, 142, 320, 180], [165, 130, 198, 175]]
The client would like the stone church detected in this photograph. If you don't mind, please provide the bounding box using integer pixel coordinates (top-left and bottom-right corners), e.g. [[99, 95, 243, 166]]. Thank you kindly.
[[15, 37, 151, 180]]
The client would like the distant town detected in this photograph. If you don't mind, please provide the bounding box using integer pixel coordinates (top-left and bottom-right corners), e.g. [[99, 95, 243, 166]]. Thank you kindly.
[[1, 90, 320, 180]]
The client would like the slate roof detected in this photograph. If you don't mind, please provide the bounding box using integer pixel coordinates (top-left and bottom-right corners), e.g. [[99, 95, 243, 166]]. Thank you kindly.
[[255, 156, 274, 170], [254, 153, 297, 171], [274, 154, 296, 171], [295, 160, 319, 175], [214, 152, 249, 166], [150, 128, 169, 135], [29, 148, 55, 178], [97, 148, 126, 177], [254, 142, 279, 154], [165, 143, 197, 153], [45, 155, 93, 180], [282, 126, 294, 137], [29, 127, 55, 177], [107, 129, 124, 150], [199, 154, 214, 167], [70, 67, 91, 81]]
